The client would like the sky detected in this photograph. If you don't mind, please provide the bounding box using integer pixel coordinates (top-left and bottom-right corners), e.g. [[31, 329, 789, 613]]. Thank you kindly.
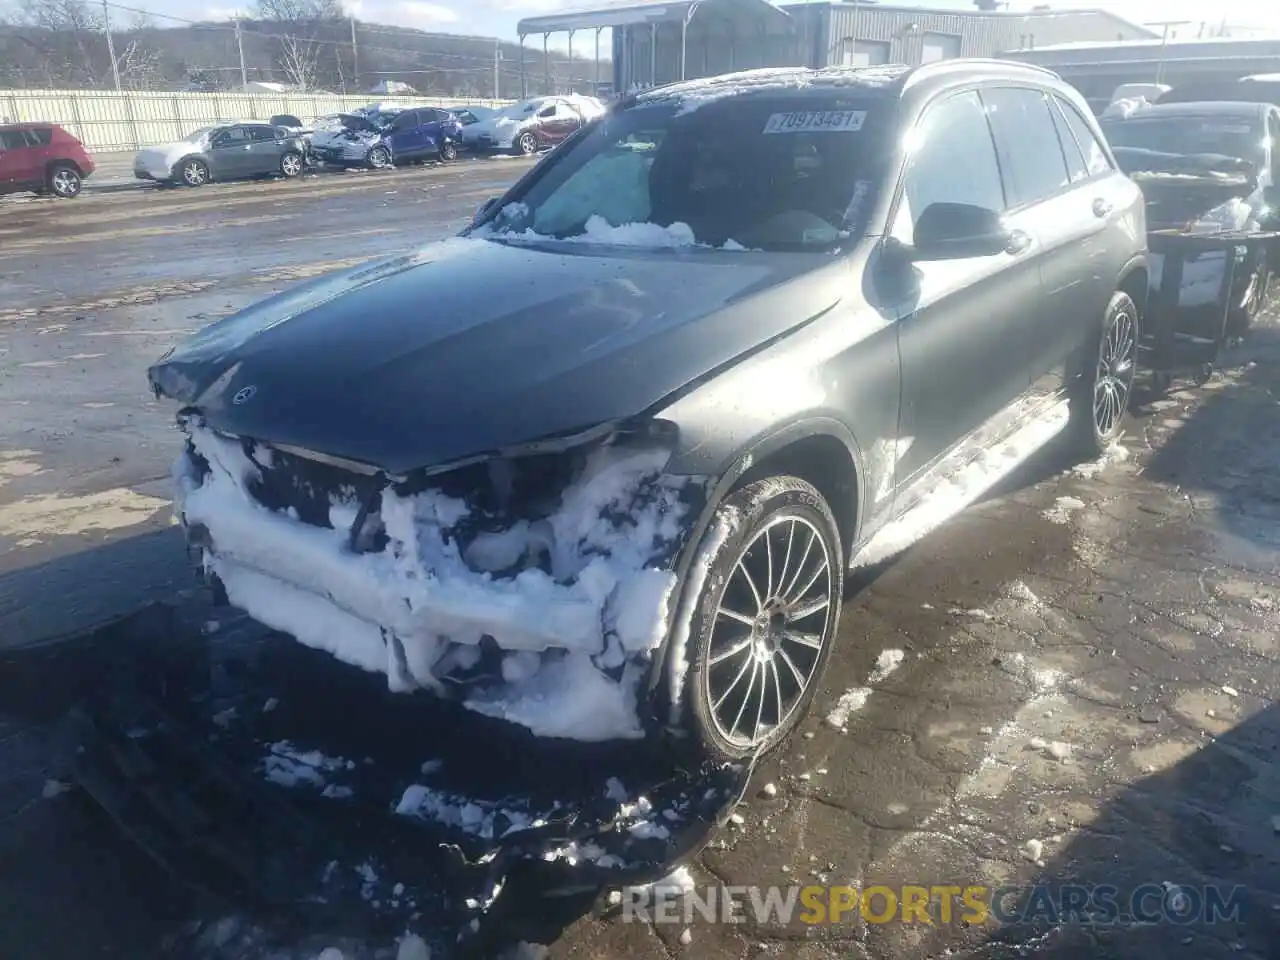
[[5, 0, 1280, 48]]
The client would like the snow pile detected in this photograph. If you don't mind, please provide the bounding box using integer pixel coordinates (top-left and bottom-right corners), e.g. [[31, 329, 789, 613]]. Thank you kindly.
[[261, 741, 355, 789], [825, 687, 870, 728], [499, 214, 702, 249], [1070, 440, 1128, 479], [177, 421, 695, 741], [394, 783, 552, 840], [1102, 96, 1150, 119], [853, 399, 1071, 568]]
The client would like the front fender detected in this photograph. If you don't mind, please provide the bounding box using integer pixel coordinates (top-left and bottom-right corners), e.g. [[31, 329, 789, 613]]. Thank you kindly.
[[644, 416, 865, 704]]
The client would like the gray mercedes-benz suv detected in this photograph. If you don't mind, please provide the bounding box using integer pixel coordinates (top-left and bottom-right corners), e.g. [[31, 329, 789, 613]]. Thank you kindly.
[[148, 59, 1147, 763]]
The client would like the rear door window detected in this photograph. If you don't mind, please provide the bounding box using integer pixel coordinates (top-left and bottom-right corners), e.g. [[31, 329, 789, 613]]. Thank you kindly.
[[1054, 96, 1111, 176], [24, 128, 53, 147], [247, 125, 279, 142], [982, 86, 1072, 207]]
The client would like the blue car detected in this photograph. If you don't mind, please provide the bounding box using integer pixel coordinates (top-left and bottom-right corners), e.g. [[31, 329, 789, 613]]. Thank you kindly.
[[310, 106, 464, 168]]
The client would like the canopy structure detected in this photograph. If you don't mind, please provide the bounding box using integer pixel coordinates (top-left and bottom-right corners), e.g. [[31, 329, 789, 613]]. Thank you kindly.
[[516, 0, 795, 97]]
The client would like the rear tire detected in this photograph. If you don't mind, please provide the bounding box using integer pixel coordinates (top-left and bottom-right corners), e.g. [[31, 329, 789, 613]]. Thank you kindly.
[[515, 132, 538, 156], [1069, 290, 1139, 459], [47, 164, 82, 198], [683, 476, 843, 763], [279, 150, 304, 178]]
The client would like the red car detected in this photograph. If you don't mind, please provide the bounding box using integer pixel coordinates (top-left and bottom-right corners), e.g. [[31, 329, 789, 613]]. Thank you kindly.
[[0, 123, 96, 199]]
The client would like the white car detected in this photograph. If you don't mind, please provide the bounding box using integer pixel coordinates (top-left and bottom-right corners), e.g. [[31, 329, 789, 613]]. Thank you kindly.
[[462, 95, 605, 155]]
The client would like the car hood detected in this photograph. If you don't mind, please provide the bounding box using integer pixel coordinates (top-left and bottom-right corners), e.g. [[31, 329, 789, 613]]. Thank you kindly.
[[136, 140, 201, 168], [465, 115, 525, 137], [148, 236, 839, 474]]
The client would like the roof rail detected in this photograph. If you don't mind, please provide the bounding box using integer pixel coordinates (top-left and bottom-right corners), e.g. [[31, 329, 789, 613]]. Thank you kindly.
[[903, 57, 1061, 89]]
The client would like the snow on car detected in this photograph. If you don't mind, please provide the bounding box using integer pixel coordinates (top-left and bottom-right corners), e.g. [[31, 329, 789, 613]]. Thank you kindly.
[[310, 107, 463, 167]]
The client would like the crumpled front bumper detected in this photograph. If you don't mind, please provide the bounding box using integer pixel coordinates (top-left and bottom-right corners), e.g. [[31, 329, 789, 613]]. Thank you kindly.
[[175, 420, 703, 741]]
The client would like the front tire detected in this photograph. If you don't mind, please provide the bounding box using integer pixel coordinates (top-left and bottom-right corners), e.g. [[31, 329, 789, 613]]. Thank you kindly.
[[180, 158, 209, 187], [1228, 258, 1268, 339], [684, 477, 843, 762], [47, 164, 82, 198], [367, 146, 392, 169], [439, 140, 458, 162], [1070, 290, 1139, 458]]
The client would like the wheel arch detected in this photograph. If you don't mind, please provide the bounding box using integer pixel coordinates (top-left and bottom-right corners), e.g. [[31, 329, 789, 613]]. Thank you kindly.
[[175, 154, 209, 181], [645, 418, 863, 718], [44, 158, 84, 178], [1116, 256, 1149, 320]]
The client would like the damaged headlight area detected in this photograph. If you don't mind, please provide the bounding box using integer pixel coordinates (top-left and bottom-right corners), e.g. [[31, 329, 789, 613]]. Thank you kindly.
[[173, 414, 706, 742]]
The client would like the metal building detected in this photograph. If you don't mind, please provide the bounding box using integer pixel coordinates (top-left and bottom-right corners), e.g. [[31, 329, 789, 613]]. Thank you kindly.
[[514, 0, 1155, 97], [1005, 36, 1280, 109]]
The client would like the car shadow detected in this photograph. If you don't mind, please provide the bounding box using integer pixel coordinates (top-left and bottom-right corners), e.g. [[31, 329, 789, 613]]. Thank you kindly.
[[1137, 320, 1280, 558], [970, 700, 1280, 958], [0, 525, 197, 652]]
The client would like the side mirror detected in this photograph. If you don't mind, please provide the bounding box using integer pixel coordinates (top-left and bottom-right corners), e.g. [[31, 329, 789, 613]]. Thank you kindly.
[[910, 202, 1014, 260], [474, 196, 500, 225]]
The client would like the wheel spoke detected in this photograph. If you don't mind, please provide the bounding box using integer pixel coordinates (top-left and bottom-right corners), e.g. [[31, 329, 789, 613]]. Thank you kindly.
[[712, 651, 754, 711], [778, 520, 796, 601], [763, 524, 776, 598], [752, 659, 768, 743], [734, 559, 764, 613], [789, 595, 829, 622], [787, 557, 830, 607], [781, 527, 815, 599], [709, 635, 753, 666], [729, 661, 760, 739], [777, 646, 808, 687], [770, 658, 786, 729], [717, 605, 755, 626], [784, 630, 823, 650]]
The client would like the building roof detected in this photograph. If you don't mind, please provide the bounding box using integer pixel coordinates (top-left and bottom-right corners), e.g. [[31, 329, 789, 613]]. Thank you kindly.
[[518, 0, 791, 35], [817, 2, 1154, 36]]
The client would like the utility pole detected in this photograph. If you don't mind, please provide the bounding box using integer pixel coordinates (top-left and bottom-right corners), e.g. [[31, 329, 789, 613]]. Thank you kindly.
[[494, 39, 500, 99], [350, 15, 360, 92], [1147, 20, 1190, 85], [101, 0, 122, 92], [234, 16, 248, 88]]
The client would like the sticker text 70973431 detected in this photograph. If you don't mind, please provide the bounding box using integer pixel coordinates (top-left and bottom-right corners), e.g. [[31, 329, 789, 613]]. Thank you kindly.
[[762, 110, 867, 135]]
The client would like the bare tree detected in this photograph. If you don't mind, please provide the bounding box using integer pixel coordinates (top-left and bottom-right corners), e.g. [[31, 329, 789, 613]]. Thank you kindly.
[[255, 0, 343, 90], [15, 0, 104, 86]]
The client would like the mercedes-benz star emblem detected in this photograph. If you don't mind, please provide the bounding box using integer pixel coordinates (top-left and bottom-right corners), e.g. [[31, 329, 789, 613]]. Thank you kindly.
[[232, 385, 257, 405]]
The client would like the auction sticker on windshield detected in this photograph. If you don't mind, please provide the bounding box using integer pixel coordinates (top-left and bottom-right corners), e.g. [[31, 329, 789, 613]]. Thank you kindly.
[[763, 110, 867, 134]]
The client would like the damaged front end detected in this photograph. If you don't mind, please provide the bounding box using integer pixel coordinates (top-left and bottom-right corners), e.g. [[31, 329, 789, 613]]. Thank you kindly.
[[174, 411, 707, 742]]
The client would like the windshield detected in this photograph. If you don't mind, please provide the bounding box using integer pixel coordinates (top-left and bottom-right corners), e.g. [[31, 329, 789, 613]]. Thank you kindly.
[[183, 127, 214, 142], [481, 99, 881, 252], [1102, 115, 1265, 165], [501, 100, 541, 119]]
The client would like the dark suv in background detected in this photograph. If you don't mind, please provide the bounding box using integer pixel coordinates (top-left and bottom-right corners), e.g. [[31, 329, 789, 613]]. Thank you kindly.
[[150, 60, 1147, 762], [0, 122, 95, 198]]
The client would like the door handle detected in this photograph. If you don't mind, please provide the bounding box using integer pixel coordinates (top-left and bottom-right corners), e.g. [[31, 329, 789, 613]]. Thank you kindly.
[[1005, 229, 1033, 255], [1092, 197, 1113, 218]]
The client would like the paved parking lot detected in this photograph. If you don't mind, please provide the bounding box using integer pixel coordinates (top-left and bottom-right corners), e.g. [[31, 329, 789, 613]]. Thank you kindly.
[[0, 156, 534, 641], [1, 160, 1278, 959]]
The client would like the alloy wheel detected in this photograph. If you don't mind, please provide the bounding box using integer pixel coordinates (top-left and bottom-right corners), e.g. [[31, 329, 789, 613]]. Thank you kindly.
[[51, 168, 80, 197], [517, 133, 537, 155], [183, 161, 208, 186], [368, 147, 391, 169], [1094, 306, 1136, 438], [703, 514, 834, 751], [281, 153, 303, 177]]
